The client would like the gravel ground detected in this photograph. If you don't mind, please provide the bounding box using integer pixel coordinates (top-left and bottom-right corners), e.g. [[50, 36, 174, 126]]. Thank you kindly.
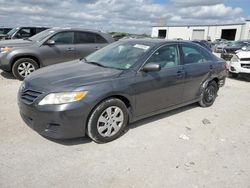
[[0, 70, 250, 188]]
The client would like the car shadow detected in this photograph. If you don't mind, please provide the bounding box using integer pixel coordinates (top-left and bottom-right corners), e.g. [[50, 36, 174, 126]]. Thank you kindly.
[[44, 136, 92, 146], [0, 71, 16, 80], [228, 75, 250, 82], [46, 103, 198, 146]]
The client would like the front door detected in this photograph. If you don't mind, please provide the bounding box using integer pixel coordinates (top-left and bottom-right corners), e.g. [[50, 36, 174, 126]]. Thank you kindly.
[[133, 44, 185, 116], [40, 31, 76, 66]]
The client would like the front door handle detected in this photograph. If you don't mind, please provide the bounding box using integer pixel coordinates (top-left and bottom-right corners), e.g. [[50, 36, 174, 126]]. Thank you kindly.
[[67, 47, 75, 51], [95, 46, 101, 50], [177, 70, 183, 77], [210, 65, 214, 70]]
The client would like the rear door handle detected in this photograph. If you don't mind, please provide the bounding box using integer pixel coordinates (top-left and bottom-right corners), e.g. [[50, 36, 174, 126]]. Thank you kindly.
[[95, 46, 101, 50], [210, 65, 214, 70]]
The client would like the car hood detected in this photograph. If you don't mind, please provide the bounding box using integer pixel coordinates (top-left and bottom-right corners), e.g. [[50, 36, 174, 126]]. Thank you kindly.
[[236, 51, 250, 59], [24, 60, 123, 92], [0, 39, 34, 47]]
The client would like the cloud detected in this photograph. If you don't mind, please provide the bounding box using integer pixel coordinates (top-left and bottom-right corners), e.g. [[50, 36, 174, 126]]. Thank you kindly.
[[0, 0, 246, 34], [170, 0, 225, 7]]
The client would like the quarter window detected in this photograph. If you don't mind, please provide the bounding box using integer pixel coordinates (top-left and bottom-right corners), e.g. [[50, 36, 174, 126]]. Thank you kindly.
[[146, 45, 179, 68], [75, 32, 107, 44], [182, 45, 211, 64], [50, 32, 74, 44]]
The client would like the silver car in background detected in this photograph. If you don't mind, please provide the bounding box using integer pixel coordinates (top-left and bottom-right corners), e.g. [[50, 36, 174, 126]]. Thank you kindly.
[[0, 28, 114, 80]]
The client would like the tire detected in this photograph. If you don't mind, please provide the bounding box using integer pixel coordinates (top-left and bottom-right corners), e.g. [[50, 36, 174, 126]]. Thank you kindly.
[[12, 58, 39, 80], [199, 81, 218, 107], [87, 98, 129, 143], [228, 72, 238, 78]]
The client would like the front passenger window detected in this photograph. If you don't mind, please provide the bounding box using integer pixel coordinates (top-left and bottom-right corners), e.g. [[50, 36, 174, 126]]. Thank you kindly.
[[49, 32, 74, 45], [146, 45, 179, 68]]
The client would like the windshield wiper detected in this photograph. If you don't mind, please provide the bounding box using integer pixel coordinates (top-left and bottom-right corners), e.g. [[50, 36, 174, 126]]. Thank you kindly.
[[82, 58, 124, 70], [84, 60, 107, 68], [23, 37, 32, 41]]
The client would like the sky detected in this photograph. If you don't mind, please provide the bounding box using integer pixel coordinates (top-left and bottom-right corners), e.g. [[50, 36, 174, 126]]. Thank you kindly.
[[0, 0, 249, 34]]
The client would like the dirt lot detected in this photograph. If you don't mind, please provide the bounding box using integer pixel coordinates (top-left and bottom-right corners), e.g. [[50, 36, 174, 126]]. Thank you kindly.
[[0, 70, 249, 188]]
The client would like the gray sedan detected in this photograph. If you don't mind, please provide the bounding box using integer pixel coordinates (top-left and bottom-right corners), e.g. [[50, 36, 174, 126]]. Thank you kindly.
[[0, 28, 114, 80], [18, 39, 227, 143]]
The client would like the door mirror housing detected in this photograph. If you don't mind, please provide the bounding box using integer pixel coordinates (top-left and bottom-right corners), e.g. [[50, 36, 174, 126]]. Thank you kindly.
[[142, 63, 161, 72], [242, 46, 247, 51], [45, 39, 55, 45]]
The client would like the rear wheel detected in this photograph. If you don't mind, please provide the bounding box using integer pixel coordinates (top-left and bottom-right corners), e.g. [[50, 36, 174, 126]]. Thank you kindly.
[[199, 81, 218, 107], [12, 58, 39, 80], [87, 98, 128, 143]]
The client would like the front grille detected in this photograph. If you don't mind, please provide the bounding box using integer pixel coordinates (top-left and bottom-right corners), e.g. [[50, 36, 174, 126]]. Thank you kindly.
[[21, 89, 43, 104], [240, 58, 250, 61], [241, 64, 250, 69]]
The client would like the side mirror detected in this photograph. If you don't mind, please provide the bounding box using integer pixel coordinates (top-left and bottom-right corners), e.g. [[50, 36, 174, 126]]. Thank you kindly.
[[242, 46, 247, 51], [142, 63, 161, 72], [45, 39, 55, 45]]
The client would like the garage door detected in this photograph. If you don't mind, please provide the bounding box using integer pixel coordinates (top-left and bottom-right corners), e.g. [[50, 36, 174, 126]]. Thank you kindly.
[[192, 30, 205, 40]]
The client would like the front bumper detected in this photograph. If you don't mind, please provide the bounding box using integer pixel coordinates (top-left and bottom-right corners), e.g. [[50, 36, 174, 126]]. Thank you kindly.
[[0, 53, 11, 71], [18, 95, 92, 139], [229, 61, 250, 74]]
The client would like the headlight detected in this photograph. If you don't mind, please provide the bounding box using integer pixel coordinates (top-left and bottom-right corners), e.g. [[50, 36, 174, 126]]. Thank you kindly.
[[38, 91, 87, 105], [0, 47, 12, 53]]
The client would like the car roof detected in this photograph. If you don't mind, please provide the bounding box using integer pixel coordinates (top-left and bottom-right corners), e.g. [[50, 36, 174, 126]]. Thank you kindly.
[[118, 38, 197, 46], [50, 27, 105, 33]]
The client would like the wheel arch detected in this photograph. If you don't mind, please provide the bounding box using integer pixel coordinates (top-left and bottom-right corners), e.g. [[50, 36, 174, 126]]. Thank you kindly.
[[86, 94, 133, 130], [11, 55, 41, 69]]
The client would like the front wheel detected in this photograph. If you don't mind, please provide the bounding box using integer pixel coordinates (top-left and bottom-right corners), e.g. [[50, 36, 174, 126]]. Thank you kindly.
[[199, 81, 218, 107], [87, 98, 129, 143], [12, 58, 39, 80]]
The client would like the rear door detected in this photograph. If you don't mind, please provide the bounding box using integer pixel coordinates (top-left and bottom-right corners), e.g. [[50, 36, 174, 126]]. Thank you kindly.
[[180, 43, 214, 102], [39, 31, 76, 66], [134, 44, 185, 116], [74, 31, 108, 59]]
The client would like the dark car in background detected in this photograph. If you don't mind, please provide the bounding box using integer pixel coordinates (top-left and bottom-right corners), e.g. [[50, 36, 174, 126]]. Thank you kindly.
[[18, 39, 227, 143], [1, 26, 49, 40], [0, 28, 12, 40], [0, 28, 114, 80], [221, 41, 249, 61], [192, 40, 212, 52]]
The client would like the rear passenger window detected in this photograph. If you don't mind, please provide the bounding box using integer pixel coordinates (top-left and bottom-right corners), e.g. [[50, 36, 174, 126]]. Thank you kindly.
[[75, 32, 107, 44], [182, 45, 211, 64], [146, 45, 179, 68]]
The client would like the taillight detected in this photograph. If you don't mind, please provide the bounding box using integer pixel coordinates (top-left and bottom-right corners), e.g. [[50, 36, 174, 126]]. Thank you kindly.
[[224, 62, 229, 70]]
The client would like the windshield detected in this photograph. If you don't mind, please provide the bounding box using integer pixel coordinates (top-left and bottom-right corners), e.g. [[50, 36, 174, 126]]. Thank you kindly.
[[245, 45, 250, 51], [7, 27, 19, 36], [85, 41, 152, 70], [228, 41, 245, 48], [29, 29, 56, 42]]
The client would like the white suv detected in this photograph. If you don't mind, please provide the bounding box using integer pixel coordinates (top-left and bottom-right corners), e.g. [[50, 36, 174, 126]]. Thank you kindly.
[[229, 48, 250, 78]]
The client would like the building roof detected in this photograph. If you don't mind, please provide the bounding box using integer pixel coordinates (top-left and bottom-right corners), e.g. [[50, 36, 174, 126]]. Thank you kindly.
[[152, 21, 249, 28]]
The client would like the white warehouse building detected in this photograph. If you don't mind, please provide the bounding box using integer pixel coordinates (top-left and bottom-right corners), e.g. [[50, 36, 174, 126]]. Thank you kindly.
[[151, 19, 250, 41]]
